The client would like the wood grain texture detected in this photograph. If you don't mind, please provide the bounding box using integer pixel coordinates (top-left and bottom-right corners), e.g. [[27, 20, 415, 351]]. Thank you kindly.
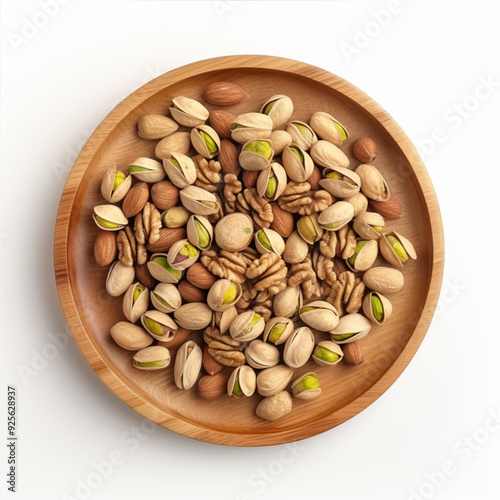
[[53, 55, 444, 446]]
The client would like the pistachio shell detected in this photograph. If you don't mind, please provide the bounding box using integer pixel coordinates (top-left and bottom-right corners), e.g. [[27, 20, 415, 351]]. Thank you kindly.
[[150, 283, 182, 313], [345, 192, 369, 217], [162, 153, 196, 189], [263, 317, 294, 345], [140, 310, 178, 341], [239, 139, 274, 171], [254, 228, 285, 256], [123, 282, 150, 323], [110, 321, 153, 351], [155, 131, 192, 159], [283, 327, 315, 369], [133, 346, 171, 371], [282, 144, 314, 182], [245, 340, 280, 370], [214, 213, 254, 252], [179, 185, 220, 215], [362, 291, 393, 325], [256, 365, 294, 397], [353, 212, 385, 240], [363, 267, 404, 295], [229, 310, 265, 342], [355, 164, 390, 201], [191, 125, 221, 159], [310, 140, 350, 169], [207, 279, 242, 312], [319, 166, 361, 198], [286, 121, 318, 150], [186, 215, 213, 251], [310, 111, 349, 146], [162, 206, 191, 228], [93, 205, 128, 231], [106, 260, 135, 297], [256, 162, 287, 201], [129, 157, 166, 183], [170, 96, 209, 127], [312, 341, 344, 366], [282, 230, 309, 264], [260, 95, 293, 129], [297, 213, 323, 244], [330, 313, 372, 344], [147, 253, 184, 283], [174, 340, 202, 389], [174, 302, 212, 330], [231, 112, 273, 143], [273, 285, 303, 318], [227, 365, 256, 398], [214, 305, 238, 334], [379, 231, 417, 268], [299, 301, 339, 331], [101, 165, 132, 203], [291, 372, 322, 400], [346, 239, 378, 272], [318, 201, 354, 231], [256, 391, 293, 421], [269, 130, 293, 154], [167, 238, 199, 271]]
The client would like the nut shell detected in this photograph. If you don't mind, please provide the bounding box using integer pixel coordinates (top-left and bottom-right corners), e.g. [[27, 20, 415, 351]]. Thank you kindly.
[[229, 310, 265, 342], [93, 205, 128, 231], [310, 140, 350, 169], [263, 317, 294, 345], [299, 301, 339, 332], [170, 96, 209, 127], [174, 340, 203, 390], [150, 283, 182, 313], [286, 120, 317, 150], [123, 282, 150, 323], [206, 279, 242, 312], [353, 212, 385, 240], [310, 111, 349, 146], [101, 165, 132, 203], [191, 125, 221, 159], [231, 112, 273, 144], [110, 321, 153, 351], [106, 260, 135, 296], [260, 95, 293, 129], [379, 231, 417, 268], [282, 230, 309, 264], [256, 365, 294, 397], [319, 167, 360, 199], [330, 313, 372, 344], [227, 365, 256, 398], [282, 144, 314, 182], [180, 186, 220, 216], [355, 164, 390, 202], [137, 114, 179, 140], [273, 286, 303, 318], [155, 131, 192, 159], [129, 157, 166, 183], [174, 302, 213, 330], [214, 213, 254, 252], [140, 310, 178, 342], [283, 327, 315, 369], [133, 346, 171, 371], [291, 372, 322, 400], [362, 291, 393, 325], [162, 153, 196, 189], [245, 340, 280, 370], [363, 267, 404, 295], [312, 341, 343, 366], [256, 391, 293, 421]]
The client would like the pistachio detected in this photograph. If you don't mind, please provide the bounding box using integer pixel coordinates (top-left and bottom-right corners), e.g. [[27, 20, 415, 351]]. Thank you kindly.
[[162, 206, 190, 228], [214, 306, 238, 334], [214, 213, 254, 252], [310, 111, 349, 146], [239, 139, 274, 171], [227, 365, 256, 398], [187, 215, 213, 250], [355, 164, 390, 201], [263, 317, 294, 345], [162, 153, 196, 189], [379, 231, 417, 268], [110, 321, 153, 351], [207, 279, 242, 312], [363, 291, 393, 325], [286, 121, 318, 150], [273, 286, 303, 318], [123, 282, 150, 323], [256, 391, 293, 421], [150, 283, 182, 313], [254, 228, 285, 256], [106, 260, 135, 297], [174, 340, 203, 390], [330, 313, 372, 344], [310, 140, 350, 169], [133, 346, 171, 371], [174, 302, 213, 330], [129, 157, 166, 183], [269, 130, 293, 154], [318, 201, 354, 231], [229, 310, 265, 342], [166, 238, 199, 271], [245, 340, 280, 370], [345, 192, 369, 217], [347, 239, 378, 272], [147, 253, 183, 283], [299, 300, 339, 332], [260, 95, 293, 128], [282, 143, 314, 182], [283, 326, 315, 369], [93, 205, 128, 231], [170, 96, 209, 127], [312, 341, 344, 366], [191, 125, 221, 159], [352, 212, 385, 240], [256, 365, 294, 397], [297, 213, 323, 244], [291, 372, 322, 400], [141, 310, 178, 341], [319, 166, 360, 199], [282, 230, 309, 264], [179, 185, 220, 216], [363, 267, 404, 295], [256, 162, 287, 201], [230, 112, 273, 143], [101, 165, 132, 203]]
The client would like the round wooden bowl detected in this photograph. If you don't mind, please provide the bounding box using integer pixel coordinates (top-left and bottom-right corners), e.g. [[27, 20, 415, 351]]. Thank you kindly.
[[54, 55, 444, 446]]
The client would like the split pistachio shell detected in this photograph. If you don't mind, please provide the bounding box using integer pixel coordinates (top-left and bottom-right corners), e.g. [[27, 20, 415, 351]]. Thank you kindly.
[[162, 153, 196, 189], [229, 310, 265, 342], [167, 238, 199, 270], [255, 228, 285, 256], [179, 185, 220, 215], [162, 206, 191, 228], [345, 192, 369, 217], [263, 317, 294, 345], [129, 157, 166, 183], [191, 125, 221, 159], [133, 346, 171, 370], [346, 239, 379, 272], [123, 282, 150, 323], [273, 285, 303, 318], [256, 365, 294, 397], [147, 253, 183, 283], [214, 213, 254, 251], [170, 96, 209, 127], [245, 340, 280, 370], [140, 310, 178, 341], [186, 215, 213, 250], [353, 212, 385, 240], [282, 230, 309, 264], [299, 301, 339, 332], [174, 340, 202, 390], [214, 306, 238, 334], [227, 365, 256, 398], [310, 111, 349, 146], [174, 302, 212, 330], [151, 283, 182, 313], [291, 372, 322, 400], [260, 95, 293, 129], [93, 205, 128, 231], [318, 201, 354, 231], [379, 231, 417, 268], [310, 140, 350, 169], [297, 213, 323, 244], [282, 144, 314, 182], [256, 391, 293, 421], [283, 327, 315, 369], [106, 260, 135, 297], [101, 165, 132, 203], [110, 321, 153, 351], [269, 130, 293, 155], [239, 139, 273, 171], [363, 291, 393, 325], [256, 162, 287, 201], [319, 166, 361, 198], [231, 112, 273, 144], [363, 267, 404, 294], [330, 313, 372, 344], [207, 279, 242, 312], [312, 341, 344, 366], [355, 164, 390, 201], [286, 121, 318, 150]]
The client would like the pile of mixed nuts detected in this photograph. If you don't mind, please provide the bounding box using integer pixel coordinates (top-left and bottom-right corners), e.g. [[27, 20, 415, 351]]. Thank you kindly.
[[93, 81, 416, 421]]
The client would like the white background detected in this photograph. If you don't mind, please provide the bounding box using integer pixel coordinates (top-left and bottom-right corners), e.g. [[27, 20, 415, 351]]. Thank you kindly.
[[1, 1, 500, 499]]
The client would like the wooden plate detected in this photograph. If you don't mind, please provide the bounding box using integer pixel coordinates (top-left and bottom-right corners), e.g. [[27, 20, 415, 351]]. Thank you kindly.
[[54, 55, 444, 446]]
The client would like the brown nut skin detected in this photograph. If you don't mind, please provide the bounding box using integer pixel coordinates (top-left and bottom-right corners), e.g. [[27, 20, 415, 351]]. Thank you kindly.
[[342, 342, 366, 365], [150, 181, 180, 210], [369, 197, 403, 219], [94, 230, 117, 266], [134, 263, 156, 289], [208, 110, 234, 140], [178, 280, 206, 302], [147, 228, 186, 253], [242, 169, 259, 188], [203, 346, 223, 375], [197, 373, 229, 400], [270, 204, 294, 238], [122, 182, 150, 218], [352, 137, 377, 163], [186, 263, 218, 289], [307, 165, 322, 191], [218, 139, 240, 175], [204, 82, 248, 106], [157, 327, 191, 349]]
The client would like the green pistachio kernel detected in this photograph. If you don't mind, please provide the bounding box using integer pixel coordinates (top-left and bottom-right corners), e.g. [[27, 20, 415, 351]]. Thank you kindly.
[[152, 257, 183, 279], [129, 165, 150, 173], [289, 146, 304, 163], [133, 284, 144, 304], [231, 124, 245, 130], [112, 171, 127, 191], [371, 294, 384, 321], [293, 375, 320, 396], [241, 313, 261, 335], [331, 332, 359, 341], [266, 176, 277, 198], [322, 222, 339, 230], [268, 322, 286, 343], [152, 293, 172, 310], [263, 100, 277, 115], [243, 141, 272, 159], [199, 131, 218, 154], [373, 225, 384, 233], [168, 157, 182, 173], [294, 123, 313, 143], [95, 215, 119, 229], [300, 306, 316, 313], [349, 240, 369, 265], [173, 242, 198, 264], [194, 219, 211, 248], [144, 318, 164, 336], [325, 171, 342, 180], [223, 283, 238, 304], [134, 359, 168, 368], [233, 379, 243, 396], [332, 120, 348, 142], [313, 346, 340, 364], [257, 230, 272, 251], [293, 296, 301, 315], [387, 235, 408, 263]]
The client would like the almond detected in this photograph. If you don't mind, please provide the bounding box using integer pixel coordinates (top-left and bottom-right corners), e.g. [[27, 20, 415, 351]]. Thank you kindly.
[[134, 263, 156, 289], [94, 230, 117, 266], [369, 197, 403, 219], [178, 280, 206, 302], [146, 227, 186, 252], [158, 327, 190, 350], [122, 182, 149, 218], [270, 203, 294, 238], [137, 114, 179, 140], [307, 165, 322, 191], [186, 263, 217, 289], [208, 110, 234, 140], [197, 373, 229, 400], [352, 137, 377, 163], [203, 346, 223, 375], [203, 82, 248, 107], [242, 169, 259, 188], [150, 180, 179, 210], [218, 139, 240, 175], [343, 342, 366, 365]]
